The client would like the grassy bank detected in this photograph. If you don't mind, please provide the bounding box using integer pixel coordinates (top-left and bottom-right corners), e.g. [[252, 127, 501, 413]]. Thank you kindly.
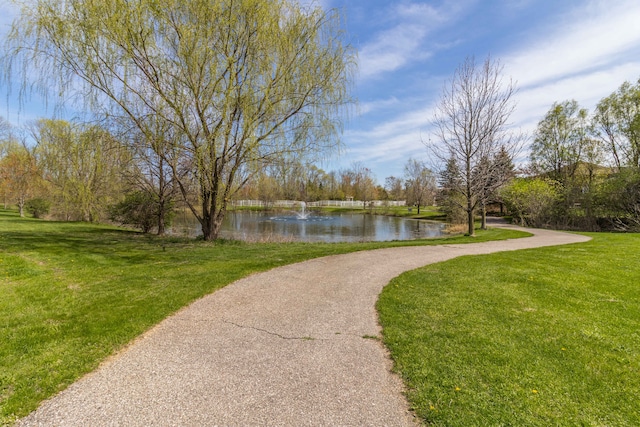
[[313, 205, 445, 220], [378, 232, 640, 426], [0, 209, 525, 425]]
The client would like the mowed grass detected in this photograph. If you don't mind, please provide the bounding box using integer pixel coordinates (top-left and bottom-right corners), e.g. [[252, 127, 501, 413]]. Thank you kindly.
[[0, 209, 526, 425], [318, 204, 446, 220], [378, 232, 640, 426]]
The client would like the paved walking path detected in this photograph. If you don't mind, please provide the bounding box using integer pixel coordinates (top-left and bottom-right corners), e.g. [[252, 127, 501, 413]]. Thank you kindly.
[[19, 225, 590, 426]]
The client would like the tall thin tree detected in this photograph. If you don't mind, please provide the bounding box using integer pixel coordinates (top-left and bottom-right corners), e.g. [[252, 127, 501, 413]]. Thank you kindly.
[[431, 56, 519, 236]]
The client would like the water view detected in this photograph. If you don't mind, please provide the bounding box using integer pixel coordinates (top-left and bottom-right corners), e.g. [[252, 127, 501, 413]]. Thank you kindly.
[[172, 210, 447, 242]]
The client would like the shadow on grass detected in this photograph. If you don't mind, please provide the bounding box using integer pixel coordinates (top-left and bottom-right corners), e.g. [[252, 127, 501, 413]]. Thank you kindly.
[[0, 209, 195, 266]]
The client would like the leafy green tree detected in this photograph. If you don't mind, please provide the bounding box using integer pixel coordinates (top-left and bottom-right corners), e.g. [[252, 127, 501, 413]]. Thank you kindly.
[[595, 168, 640, 231], [530, 100, 590, 185], [531, 100, 606, 228], [592, 79, 640, 169], [0, 146, 44, 216], [32, 120, 128, 222], [384, 176, 405, 201], [501, 178, 560, 227], [324, 171, 344, 200], [303, 165, 331, 202], [6, 0, 354, 240], [589, 79, 640, 229], [25, 197, 51, 219]]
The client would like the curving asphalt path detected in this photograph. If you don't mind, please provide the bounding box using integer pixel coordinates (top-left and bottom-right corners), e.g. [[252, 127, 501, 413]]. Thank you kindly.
[[18, 224, 590, 426]]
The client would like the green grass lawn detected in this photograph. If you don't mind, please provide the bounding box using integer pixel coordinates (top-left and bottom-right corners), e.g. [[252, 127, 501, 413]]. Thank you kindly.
[[373, 205, 446, 220], [378, 232, 640, 426], [316, 204, 446, 220], [0, 209, 525, 425]]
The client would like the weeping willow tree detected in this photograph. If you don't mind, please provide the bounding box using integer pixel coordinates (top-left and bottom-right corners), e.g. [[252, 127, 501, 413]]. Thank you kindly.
[[5, 0, 354, 240]]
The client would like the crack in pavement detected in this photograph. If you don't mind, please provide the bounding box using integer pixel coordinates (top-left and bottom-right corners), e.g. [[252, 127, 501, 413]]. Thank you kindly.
[[222, 319, 324, 341], [178, 318, 374, 342]]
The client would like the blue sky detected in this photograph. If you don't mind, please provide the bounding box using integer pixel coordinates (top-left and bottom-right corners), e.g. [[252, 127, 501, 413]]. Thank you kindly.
[[3, 0, 640, 183], [320, 0, 640, 181]]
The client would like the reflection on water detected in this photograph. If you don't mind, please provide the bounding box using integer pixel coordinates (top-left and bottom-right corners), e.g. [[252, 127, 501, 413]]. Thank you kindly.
[[171, 210, 446, 242]]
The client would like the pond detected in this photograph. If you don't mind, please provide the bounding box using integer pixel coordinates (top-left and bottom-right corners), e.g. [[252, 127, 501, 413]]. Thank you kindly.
[[171, 210, 447, 242]]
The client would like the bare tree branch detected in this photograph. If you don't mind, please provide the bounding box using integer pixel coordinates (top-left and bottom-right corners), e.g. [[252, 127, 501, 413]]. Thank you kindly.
[[429, 55, 520, 235]]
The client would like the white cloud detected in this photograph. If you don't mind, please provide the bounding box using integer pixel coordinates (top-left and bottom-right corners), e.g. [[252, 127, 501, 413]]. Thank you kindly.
[[350, 104, 434, 141], [351, 0, 640, 177], [357, 96, 400, 115], [500, 0, 640, 137], [511, 62, 640, 133], [343, 102, 438, 173], [358, 24, 430, 79], [356, 2, 456, 80], [504, 0, 640, 90]]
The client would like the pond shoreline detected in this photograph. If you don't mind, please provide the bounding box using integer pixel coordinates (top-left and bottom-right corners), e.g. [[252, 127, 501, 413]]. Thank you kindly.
[[170, 209, 449, 243]]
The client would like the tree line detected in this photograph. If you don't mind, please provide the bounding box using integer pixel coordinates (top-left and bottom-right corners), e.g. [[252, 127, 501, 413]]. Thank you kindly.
[[426, 56, 640, 234], [3, 72, 640, 234], [237, 158, 437, 212], [0, 116, 438, 233], [502, 79, 640, 231]]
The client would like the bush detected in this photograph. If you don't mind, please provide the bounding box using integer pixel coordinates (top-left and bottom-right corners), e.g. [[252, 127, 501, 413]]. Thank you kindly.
[[436, 190, 466, 225], [109, 191, 174, 233], [594, 168, 640, 231], [501, 178, 560, 227], [25, 198, 51, 219]]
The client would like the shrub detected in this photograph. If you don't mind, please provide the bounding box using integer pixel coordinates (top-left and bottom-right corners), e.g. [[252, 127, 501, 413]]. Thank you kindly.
[[25, 198, 51, 219], [436, 190, 466, 225], [501, 178, 560, 227], [594, 168, 640, 231], [109, 191, 174, 233]]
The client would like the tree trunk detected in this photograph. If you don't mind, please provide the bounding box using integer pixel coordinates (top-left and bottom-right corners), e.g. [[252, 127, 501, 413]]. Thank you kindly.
[[200, 199, 227, 241], [481, 203, 487, 230], [157, 205, 166, 236], [201, 214, 214, 241], [18, 195, 25, 217], [157, 161, 166, 236], [467, 207, 474, 236], [211, 216, 223, 240]]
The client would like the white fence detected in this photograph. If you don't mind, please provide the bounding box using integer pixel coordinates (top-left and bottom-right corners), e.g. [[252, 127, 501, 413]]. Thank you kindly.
[[231, 200, 406, 208]]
